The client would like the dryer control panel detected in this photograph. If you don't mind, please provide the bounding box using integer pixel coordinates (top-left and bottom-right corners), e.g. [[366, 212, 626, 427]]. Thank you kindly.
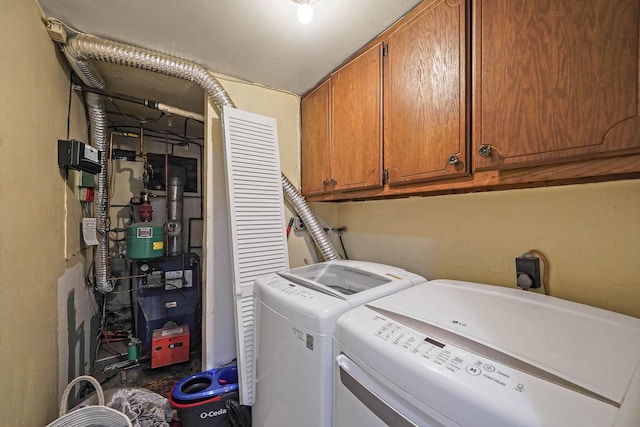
[[375, 320, 520, 392]]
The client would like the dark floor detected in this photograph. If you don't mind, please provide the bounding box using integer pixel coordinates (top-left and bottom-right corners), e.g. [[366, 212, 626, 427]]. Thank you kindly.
[[88, 336, 249, 426], [93, 340, 202, 398]]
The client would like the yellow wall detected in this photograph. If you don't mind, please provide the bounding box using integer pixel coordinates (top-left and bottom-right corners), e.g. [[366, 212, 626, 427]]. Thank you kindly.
[[0, 0, 87, 425], [328, 180, 640, 318]]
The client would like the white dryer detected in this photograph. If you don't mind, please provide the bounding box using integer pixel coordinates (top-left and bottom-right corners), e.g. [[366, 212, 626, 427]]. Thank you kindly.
[[252, 260, 427, 427], [333, 279, 640, 427]]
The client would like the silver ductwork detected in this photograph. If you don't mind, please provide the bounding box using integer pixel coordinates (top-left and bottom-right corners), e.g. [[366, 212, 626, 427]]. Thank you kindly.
[[166, 176, 184, 256], [63, 34, 234, 113], [85, 92, 115, 292], [281, 174, 340, 260], [64, 53, 105, 89], [60, 31, 340, 280]]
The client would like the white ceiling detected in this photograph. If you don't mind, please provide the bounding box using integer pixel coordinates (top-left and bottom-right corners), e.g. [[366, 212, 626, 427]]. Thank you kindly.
[[37, 0, 421, 140], [37, 0, 421, 93]]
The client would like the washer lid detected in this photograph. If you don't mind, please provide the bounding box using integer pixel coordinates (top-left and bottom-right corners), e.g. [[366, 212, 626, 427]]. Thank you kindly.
[[278, 262, 392, 299]]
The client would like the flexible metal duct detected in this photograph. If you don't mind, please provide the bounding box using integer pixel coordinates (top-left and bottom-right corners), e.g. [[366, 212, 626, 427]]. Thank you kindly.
[[63, 34, 234, 112], [64, 53, 105, 89], [86, 92, 114, 292], [281, 174, 340, 260], [62, 32, 340, 273]]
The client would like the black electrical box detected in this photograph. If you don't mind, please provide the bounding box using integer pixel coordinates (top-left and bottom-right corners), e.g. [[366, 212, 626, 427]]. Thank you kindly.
[[515, 255, 541, 289], [58, 139, 101, 174]]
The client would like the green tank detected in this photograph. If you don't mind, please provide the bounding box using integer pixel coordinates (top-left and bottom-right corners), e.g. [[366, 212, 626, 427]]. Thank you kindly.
[[127, 222, 164, 260]]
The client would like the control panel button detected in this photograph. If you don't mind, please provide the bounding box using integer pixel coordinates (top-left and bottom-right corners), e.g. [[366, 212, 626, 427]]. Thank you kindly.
[[466, 365, 482, 376]]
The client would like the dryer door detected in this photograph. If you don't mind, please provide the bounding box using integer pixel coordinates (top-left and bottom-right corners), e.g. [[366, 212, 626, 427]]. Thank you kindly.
[[334, 354, 459, 427]]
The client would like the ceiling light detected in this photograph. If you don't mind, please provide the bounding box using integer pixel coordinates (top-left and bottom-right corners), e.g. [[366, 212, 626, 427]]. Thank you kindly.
[[294, 0, 314, 24]]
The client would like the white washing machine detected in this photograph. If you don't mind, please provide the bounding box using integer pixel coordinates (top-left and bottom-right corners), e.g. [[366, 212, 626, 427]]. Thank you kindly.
[[252, 260, 427, 427], [333, 279, 640, 427]]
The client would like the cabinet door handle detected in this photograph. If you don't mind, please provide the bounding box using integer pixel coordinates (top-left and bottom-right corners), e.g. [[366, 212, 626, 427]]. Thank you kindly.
[[447, 155, 459, 165], [479, 145, 492, 157], [330, 178, 337, 187], [322, 180, 329, 188]]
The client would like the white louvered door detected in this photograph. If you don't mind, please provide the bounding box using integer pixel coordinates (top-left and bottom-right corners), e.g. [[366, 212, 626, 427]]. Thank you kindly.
[[221, 105, 289, 405]]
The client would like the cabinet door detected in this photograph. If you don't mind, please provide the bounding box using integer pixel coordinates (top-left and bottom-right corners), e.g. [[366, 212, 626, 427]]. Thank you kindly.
[[386, 0, 469, 185], [473, 0, 640, 171], [330, 43, 383, 192], [301, 80, 331, 195]]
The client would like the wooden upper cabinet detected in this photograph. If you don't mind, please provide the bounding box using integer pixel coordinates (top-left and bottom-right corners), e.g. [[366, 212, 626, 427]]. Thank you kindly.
[[330, 43, 384, 192], [385, 0, 469, 185], [301, 80, 331, 196], [473, 0, 640, 171]]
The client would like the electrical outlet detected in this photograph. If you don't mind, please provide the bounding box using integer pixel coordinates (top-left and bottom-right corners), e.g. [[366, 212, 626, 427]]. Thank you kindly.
[[292, 217, 305, 231], [46, 20, 67, 44], [515, 255, 541, 290]]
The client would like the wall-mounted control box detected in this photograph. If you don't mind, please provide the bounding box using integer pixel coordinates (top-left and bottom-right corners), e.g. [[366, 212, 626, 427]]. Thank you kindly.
[[58, 139, 101, 174]]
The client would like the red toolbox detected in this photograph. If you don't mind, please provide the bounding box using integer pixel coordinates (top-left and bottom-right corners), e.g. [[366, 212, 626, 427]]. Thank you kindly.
[[151, 325, 190, 368]]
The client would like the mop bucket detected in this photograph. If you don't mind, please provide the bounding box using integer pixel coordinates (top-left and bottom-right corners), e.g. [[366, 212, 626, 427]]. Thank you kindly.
[[46, 375, 132, 427], [169, 365, 239, 427]]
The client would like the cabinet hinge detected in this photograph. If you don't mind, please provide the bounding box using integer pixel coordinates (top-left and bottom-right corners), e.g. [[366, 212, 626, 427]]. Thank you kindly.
[[382, 168, 389, 184], [382, 42, 388, 57]]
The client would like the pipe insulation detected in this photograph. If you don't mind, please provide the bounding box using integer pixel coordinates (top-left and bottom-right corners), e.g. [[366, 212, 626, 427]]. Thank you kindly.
[[155, 103, 205, 123], [62, 32, 340, 268], [73, 84, 206, 123]]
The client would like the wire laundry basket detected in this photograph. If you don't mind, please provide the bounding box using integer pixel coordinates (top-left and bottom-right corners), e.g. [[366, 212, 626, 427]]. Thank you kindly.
[[46, 375, 132, 427]]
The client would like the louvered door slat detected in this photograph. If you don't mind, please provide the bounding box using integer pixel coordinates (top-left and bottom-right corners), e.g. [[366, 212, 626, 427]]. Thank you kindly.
[[222, 106, 289, 406]]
